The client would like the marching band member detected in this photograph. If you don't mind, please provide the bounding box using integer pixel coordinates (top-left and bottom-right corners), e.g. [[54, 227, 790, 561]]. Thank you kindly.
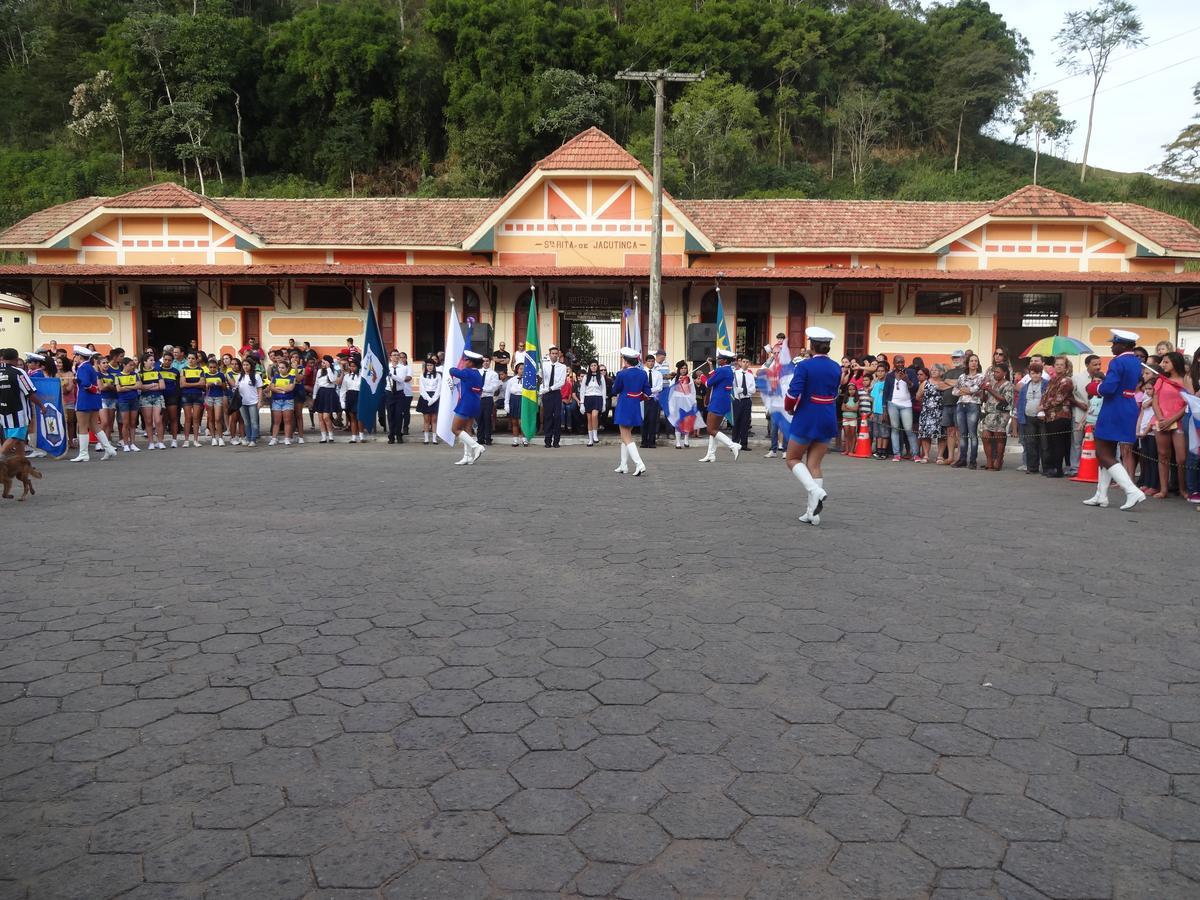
[[448, 350, 485, 466], [1084, 329, 1147, 511], [69, 346, 117, 462], [785, 327, 841, 525], [698, 348, 740, 462], [611, 348, 649, 475]]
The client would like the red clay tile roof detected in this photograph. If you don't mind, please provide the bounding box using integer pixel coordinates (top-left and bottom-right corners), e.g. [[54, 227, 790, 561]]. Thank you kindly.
[[0, 197, 104, 246], [212, 197, 498, 246], [535, 126, 643, 171], [1, 263, 1195, 286], [988, 185, 1108, 218], [107, 183, 208, 209], [1104, 203, 1200, 254], [677, 199, 993, 250]]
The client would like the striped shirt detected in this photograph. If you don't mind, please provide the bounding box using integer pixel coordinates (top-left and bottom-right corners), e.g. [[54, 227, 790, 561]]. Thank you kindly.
[[0, 364, 35, 429]]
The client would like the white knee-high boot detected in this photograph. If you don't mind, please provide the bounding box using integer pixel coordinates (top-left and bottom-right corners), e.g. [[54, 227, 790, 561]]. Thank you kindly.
[[715, 431, 735, 450], [627, 443, 646, 475], [1083, 467, 1112, 507], [615, 443, 629, 473], [1106, 463, 1145, 511], [699, 437, 716, 462]]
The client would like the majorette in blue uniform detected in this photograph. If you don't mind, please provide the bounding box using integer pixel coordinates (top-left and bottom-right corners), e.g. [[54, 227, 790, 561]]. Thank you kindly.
[[698, 348, 741, 463], [69, 345, 117, 461], [783, 326, 838, 525], [1083, 328, 1147, 511], [611, 347, 649, 476], [448, 350, 486, 466]]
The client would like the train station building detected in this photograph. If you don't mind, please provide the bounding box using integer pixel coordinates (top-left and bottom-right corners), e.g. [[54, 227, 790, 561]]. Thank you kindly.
[[2, 126, 1199, 364]]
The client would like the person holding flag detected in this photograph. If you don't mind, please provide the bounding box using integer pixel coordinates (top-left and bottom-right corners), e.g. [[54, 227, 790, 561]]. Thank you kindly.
[[784, 327, 841, 526], [662, 360, 701, 449], [611, 347, 649, 476], [447, 350, 486, 466], [355, 285, 388, 442], [698, 348, 740, 462]]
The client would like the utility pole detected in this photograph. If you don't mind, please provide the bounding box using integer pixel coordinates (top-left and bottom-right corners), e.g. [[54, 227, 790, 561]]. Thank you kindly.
[[615, 68, 703, 357]]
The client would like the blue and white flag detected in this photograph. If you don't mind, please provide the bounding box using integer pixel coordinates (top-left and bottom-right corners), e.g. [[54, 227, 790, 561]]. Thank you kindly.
[[356, 288, 387, 433], [436, 300, 467, 446], [757, 354, 797, 437], [623, 301, 642, 357], [31, 375, 67, 457], [661, 378, 705, 434]]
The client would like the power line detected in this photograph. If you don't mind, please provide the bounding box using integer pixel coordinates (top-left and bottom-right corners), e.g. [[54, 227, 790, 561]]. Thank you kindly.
[[1059, 52, 1200, 106], [1029, 23, 1200, 93]]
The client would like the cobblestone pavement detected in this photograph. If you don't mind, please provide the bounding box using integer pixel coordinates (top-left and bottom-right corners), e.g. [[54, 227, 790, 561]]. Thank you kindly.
[[2, 441, 1199, 899]]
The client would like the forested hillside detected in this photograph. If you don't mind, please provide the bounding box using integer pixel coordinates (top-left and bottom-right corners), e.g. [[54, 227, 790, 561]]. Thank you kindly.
[[2, 0, 1197, 232]]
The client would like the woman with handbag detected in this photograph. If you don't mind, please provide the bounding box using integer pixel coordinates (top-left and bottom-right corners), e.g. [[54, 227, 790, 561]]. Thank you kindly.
[[980, 363, 1014, 471]]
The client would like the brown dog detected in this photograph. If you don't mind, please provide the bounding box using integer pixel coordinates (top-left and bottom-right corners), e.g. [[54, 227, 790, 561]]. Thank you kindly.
[[0, 455, 41, 501]]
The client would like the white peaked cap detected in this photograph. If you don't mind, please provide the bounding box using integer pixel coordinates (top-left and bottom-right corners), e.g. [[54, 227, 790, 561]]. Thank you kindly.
[[463, 350, 483, 360], [72, 345, 97, 357], [717, 348, 736, 359], [1110, 328, 1139, 343], [619, 346, 640, 359], [806, 326, 836, 341]]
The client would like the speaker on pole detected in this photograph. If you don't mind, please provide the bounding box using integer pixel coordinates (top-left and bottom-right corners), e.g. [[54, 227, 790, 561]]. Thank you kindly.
[[468, 323, 493, 356], [686, 323, 717, 362]]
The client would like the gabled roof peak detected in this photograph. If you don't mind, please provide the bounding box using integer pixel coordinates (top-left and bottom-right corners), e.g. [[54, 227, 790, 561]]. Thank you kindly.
[[989, 184, 1107, 218], [106, 182, 208, 209], [536, 127, 643, 171]]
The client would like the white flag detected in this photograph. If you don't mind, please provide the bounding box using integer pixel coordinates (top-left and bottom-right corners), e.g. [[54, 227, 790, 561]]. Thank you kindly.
[[436, 300, 466, 446]]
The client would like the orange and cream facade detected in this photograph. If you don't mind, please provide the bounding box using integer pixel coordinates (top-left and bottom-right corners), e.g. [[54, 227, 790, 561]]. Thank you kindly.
[[2, 127, 1199, 364]]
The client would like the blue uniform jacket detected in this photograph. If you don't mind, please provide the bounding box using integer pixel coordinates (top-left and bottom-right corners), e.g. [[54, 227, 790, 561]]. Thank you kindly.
[[786, 355, 842, 442], [611, 367, 649, 427], [705, 364, 735, 416], [449, 366, 483, 420], [1094, 352, 1140, 443], [75, 361, 101, 412]]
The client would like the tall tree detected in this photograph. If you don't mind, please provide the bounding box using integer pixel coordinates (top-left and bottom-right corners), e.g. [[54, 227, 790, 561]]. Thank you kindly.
[[1015, 90, 1074, 185], [1158, 82, 1200, 183], [1055, 0, 1143, 183], [833, 87, 894, 188], [660, 74, 766, 198]]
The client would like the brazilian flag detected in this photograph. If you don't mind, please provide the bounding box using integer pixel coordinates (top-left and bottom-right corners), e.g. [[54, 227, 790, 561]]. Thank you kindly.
[[520, 288, 540, 439]]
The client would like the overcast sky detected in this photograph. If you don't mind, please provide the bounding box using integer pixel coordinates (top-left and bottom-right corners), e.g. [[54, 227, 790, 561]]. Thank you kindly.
[[988, 0, 1200, 175]]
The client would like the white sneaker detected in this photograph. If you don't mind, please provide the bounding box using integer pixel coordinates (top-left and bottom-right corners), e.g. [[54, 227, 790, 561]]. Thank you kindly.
[[230, 437, 241, 446], [170, 440, 177, 448], [217, 438, 225, 447], [156, 442, 166, 450], [210, 437, 217, 447], [512, 438, 519, 446], [269, 438, 278, 446], [284, 438, 292, 446], [121, 444, 130, 453], [146, 443, 154, 451], [192, 439, 201, 448], [521, 438, 529, 447], [130, 443, 140, 452], [765, 450, 777, 458], [297, 437, 304, 444]]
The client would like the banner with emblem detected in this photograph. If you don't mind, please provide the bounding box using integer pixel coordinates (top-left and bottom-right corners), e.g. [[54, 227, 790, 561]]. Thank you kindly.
[[32, 375, 68, 457], [756, 338, 795, 437], [355, 286, 387, 433]]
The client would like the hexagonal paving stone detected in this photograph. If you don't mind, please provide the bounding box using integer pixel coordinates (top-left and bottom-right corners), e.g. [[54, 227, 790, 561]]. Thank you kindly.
[[652, 754, 739, 793], [724, 773, 817, 818], [497, 789, 590, 835], [875, 773, 968, 817], [966, 793, 1065, 841], [248, 806, 348, 856], [1003, 842, 1111, 899], [570, 812, 669, 864], [460, 702, 535, 734], [383, 861, 489, 900], [408, 811, 507, 860], [448, 733, 528, 770], [509, 750, 593, 789], [312, 835, 416, 888], [142, 829, 248, 882], [578, 771, 667, 814], [341, 788, 437, 834], [808, 793, 906, 841], [584, 735, 664, 772], [735, 816, 838, 868], [628, 839, 758, 897], [901, 816, 1006, 869], [481, 835, 585, 892], [202, 856, 313, 900], [429, 769, 518, 811], [650, 792, 747, 839], [589, 705, 662, 736], [829, 842, 936, 898]]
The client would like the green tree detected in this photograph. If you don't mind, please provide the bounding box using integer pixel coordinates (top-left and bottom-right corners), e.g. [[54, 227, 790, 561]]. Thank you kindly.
[[1015, 90, 1074, 185], [833, 87, 895, 188], [570, 323, 599, 365], [531, 69, 619, 144], [1055, 0, 1144, 182], [1158, 82, 1200, 183], [661, 73, 766, 197]]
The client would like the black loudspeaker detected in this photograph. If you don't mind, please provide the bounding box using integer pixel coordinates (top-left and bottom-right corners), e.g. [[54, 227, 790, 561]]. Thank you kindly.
[[468, 323, 493, 355], [687, 323, 717, 362]]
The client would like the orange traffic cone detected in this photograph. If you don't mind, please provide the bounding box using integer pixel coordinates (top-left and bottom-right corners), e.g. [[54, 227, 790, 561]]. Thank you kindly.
[[850, 406, 872, 458], [1071, 424, 1098, 484]]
